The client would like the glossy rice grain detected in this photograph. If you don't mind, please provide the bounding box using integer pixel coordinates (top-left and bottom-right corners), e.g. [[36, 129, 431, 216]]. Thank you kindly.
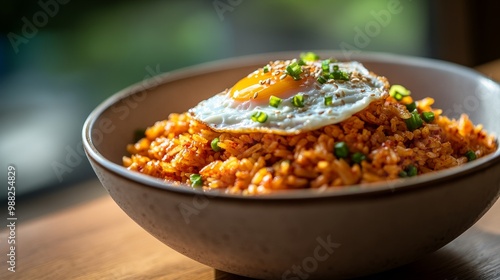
[[123, 97, 496, 195]]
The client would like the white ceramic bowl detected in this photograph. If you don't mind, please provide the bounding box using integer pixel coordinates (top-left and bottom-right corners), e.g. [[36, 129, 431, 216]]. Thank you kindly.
[[83, 51, 500, 279]]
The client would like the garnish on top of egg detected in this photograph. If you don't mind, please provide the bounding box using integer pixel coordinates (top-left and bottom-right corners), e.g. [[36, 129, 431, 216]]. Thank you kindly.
[[189, 52, 389, 135]]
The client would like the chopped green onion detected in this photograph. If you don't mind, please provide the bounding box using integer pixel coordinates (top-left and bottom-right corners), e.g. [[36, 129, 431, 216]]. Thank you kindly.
[[263, 65, 270, 73], [300, 52, 320, 62], [351, 152, 366, 164], [405, 110, 423, 131], [292, 94, 305, 107], [399, 165, 418, 177], [317, 75, 328, 84], [406, 165, 418, 177], [211, 137, 222, 152], [334, 142, 349, 158], [465, 150, 477, 162], [190, 174, 203, 187], [298, 59, 306, 66], [421, 111, 435, 123], [398, 170, 408, 177], [251, 111, 268, 123], [330, 71, 350, 81], [324, 96, 333, 106], [322, 59, 331, 73], [133, 128, 146, 142], [390, 85, 411, 101], [393, 92, 404, 101], [329, 65, 350, 81], [405, 102, 417, 112], [269, 95, 282, 108], [286, 62, 302, 80]]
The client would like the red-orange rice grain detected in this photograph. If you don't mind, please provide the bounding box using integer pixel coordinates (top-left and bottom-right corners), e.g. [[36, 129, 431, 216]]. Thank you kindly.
[[123, 97, 496, 195]]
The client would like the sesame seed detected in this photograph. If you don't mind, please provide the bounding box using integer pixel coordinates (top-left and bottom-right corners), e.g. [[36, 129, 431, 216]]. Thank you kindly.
[[259, 80, 265, 85], [253, 92, 258, 99], [280, 74, 287, 80], [351, 78, 360, 83]]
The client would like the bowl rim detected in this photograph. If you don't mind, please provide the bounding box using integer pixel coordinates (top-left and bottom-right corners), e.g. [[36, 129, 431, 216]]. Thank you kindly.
[[83, 50, 500, 200]]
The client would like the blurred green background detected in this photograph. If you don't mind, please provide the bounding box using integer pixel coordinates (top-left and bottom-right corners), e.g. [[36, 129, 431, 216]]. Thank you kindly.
[[0, 0, 498, 199]]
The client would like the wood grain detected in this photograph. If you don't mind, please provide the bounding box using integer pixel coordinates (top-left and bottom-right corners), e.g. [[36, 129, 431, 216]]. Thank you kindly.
[[2, 196, 214, 280], [1, 187, 499, 280], [1, 61, 499, 280]]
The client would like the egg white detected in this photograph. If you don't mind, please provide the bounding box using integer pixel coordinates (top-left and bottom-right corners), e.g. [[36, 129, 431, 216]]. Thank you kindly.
[[189, 61, 388, 135]]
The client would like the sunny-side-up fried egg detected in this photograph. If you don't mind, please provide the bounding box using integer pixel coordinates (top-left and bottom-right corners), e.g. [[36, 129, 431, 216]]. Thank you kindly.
[[189, 54, 389, 135]]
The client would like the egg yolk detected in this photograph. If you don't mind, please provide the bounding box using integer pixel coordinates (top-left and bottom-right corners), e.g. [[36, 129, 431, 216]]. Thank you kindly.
[[229, 70, 314, 102]]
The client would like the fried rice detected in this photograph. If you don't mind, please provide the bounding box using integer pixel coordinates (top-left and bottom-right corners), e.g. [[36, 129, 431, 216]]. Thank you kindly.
[[123, 95, 497, 195]]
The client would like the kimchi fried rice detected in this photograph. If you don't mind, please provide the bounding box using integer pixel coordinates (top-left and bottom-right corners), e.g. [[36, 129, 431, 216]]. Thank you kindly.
[[123, 96, 497, 195]]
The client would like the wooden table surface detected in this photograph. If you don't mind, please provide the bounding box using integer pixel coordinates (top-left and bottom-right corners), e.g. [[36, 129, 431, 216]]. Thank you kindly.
[[2, 182, 500, 280], [2, 61, 500, 280]]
